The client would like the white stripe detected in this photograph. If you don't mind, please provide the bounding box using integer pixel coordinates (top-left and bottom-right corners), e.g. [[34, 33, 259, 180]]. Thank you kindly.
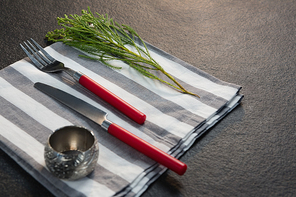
[[129, 44, 238, 100], [150, 49, 238, 100], [63, 178, 114, 197], [0, 77, 71, 131], [41, 47, 194, 138], [0, 115, 114, 197], [99, 146, 144, 182], [0, 77, 143, 181], [0, 115, 45, 165]]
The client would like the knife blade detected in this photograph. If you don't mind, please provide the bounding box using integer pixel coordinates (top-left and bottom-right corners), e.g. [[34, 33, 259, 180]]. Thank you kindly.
[[34, 82, 187, 175]]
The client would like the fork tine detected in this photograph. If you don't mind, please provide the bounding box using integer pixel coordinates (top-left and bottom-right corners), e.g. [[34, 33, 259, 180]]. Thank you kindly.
[[24, 41, 49, 67], [20, 43, 44, 69], [26, 40, 51, 65], [30, 38, 55, 62]]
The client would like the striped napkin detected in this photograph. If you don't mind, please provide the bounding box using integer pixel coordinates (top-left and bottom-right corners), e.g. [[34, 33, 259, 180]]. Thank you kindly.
[[0, 40, 243, 197]]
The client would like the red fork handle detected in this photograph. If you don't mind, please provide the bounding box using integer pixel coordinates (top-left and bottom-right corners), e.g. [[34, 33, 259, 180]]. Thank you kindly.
[[78, 74, 146, 124], [108, 123, 187, 175]]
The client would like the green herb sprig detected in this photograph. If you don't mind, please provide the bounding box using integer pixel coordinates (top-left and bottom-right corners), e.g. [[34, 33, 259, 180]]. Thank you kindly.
[[46, 7, 199, 97]]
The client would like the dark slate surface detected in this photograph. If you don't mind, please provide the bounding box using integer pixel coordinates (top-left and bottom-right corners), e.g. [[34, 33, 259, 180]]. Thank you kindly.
[[0, 0, 295, 196]]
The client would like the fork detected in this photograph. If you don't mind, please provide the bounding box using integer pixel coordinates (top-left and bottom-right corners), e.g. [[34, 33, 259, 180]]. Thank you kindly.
[[20, 38, 146, 124]]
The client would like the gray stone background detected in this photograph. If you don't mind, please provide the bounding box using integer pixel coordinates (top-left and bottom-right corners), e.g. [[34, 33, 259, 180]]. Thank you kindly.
[[0, 0, 295, 196]]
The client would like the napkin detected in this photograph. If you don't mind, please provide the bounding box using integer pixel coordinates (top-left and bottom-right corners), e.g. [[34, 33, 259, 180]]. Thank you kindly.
[[0, 40, 243, 197]]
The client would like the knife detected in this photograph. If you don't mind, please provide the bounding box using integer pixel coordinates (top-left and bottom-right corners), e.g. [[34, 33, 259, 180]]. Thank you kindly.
[[34, 82, 187, 175]]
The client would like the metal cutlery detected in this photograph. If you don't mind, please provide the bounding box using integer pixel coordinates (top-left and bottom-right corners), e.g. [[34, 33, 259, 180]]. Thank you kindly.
[[20, 38, 146, 124], [34, 82, 187, 175]]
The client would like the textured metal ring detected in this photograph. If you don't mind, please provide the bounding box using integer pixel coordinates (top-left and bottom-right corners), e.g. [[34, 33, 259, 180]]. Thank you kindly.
[[44, 125, 99, 180]]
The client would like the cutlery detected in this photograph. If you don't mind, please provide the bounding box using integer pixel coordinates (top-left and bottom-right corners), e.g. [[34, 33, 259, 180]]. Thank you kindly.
[[34, 82, 187, 175], [20, 38, 146, 124]]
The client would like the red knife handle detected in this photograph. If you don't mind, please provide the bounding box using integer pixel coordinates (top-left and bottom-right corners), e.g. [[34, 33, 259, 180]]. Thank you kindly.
[[78, 74, 146, 124], [108, 123, 187, 175]]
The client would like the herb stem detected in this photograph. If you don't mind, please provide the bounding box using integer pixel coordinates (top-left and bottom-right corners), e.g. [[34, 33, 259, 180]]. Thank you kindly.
[[46, 7, 199, 97]]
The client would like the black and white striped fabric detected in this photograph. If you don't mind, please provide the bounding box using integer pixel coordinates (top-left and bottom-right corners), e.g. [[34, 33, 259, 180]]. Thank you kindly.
[[0, 41, 243, 197]]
